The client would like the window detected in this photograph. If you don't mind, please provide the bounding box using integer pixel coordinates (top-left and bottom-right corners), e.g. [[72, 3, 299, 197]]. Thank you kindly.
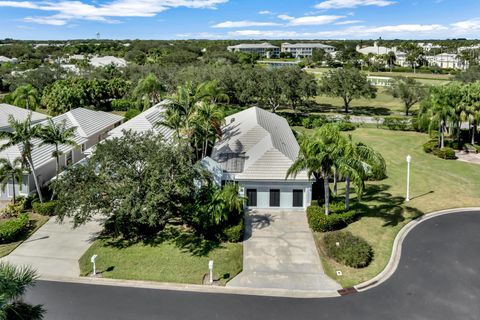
[[81, 143, 86, 153], [269, 189, 280, 207], [65, 151, 73, 166], [246, 189, 257, 207], [293, 190, 303, 207]]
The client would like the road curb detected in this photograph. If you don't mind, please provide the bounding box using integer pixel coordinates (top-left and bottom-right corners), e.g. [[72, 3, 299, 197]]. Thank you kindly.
[[354, 207, 480, 292]]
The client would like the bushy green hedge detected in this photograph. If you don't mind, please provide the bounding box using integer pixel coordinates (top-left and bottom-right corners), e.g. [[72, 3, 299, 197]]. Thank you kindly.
[[336, 121, 356, 132], [307, 204, 358, 232], [111, 99, 133, 111], [125, 108, 141, 120], [433, 147, 456, 160], [423, 140, 438, 153], [32, 201, 58, 216], [223, 219, 244, 243], [324, 231, 373, 268], [0, 214, 29, 244], [1, 201, 25, 218], [383, 116, 412, 131]]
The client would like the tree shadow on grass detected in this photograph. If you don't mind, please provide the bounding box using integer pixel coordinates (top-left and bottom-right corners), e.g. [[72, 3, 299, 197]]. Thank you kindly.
[[102, 226, 221, 257], [353, 184, 424, 227]]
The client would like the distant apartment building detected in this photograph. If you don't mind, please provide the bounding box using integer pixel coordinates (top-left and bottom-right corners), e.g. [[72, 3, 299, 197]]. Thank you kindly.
[[426, 53, 467, 69], [227, 43, 280, 58], [281, 43, 335, 58], [417, 42, 442, 52]]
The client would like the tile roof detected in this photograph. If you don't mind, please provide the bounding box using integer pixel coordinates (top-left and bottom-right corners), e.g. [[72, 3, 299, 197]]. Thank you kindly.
[[0, 104, 48, 131]]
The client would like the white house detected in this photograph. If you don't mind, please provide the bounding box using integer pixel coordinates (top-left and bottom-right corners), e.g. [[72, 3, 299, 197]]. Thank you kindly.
[[426, 53, 467, 69], [0, 108, 123, 201], [211, 107, 312, 210], [356, 42, 401, 56], [227, 43, 280, 58], [0, 56, 17, 65], [281, 43, 335, 57], [0, 104, 48, 132], [89, 56, 127, 68]]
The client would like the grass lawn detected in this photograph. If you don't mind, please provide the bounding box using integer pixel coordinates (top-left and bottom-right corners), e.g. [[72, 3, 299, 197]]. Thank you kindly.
[[298, 127, 480, 288], [79, 233, 243, 285], [0, 212, 49, 258]]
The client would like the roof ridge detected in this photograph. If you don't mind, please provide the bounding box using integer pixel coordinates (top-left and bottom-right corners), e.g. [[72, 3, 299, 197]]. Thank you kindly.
[[65, 111, 87, 137]]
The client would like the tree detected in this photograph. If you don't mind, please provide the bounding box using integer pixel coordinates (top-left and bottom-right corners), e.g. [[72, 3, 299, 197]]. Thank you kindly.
[[287, 124, 344, 215], [385, 51, 397, 71], [193, 102, 224, 159], [311, 49, 327, 64], [0, 263, 45, 320], [281, 67, 317, 111], [455, 65, 480, 83], [195, 80, 229, 104], [38, 119, 77, 180], [0, 158, 23, 204], [133, 73, 166, 110], [320, 68, 377, 114], [12, 84, 39, 111], [0, 114, 44, 202], [52, 132, 197, 239], [388, 77, 427, 116], [258, 68, 285, 113]]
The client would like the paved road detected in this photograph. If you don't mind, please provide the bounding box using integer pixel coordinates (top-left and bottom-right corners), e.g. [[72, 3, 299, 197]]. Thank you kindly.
[[227, 210, 340, 291], [25, 211, 480, 320]]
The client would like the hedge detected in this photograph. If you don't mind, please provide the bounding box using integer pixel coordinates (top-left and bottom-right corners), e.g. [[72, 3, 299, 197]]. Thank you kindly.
[[0, 214, 29, 244], [223, 219, 244, 243], [307, 204, 359, 232], [125, 108, 141, 120], [32, 201, 58, 216], [111, 99, 133, 111], [323, 231, 373, 268], [382, 116, 412, 131], [423, 140, 457, 160]]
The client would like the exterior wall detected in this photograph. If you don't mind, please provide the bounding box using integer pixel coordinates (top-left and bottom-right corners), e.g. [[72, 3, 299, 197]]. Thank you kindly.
[[238, 181, 312, 210], [0, 175, 29, 201]]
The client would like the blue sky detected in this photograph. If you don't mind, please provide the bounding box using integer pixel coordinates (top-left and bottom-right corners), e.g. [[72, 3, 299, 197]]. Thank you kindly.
[[1, 0, 480, 40]]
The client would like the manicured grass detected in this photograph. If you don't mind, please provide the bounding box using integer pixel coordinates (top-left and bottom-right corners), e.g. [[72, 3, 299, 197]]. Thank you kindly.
[[0, 212, 49, 258], [79, 235, 243, 285], [300, 128, 480, 288]]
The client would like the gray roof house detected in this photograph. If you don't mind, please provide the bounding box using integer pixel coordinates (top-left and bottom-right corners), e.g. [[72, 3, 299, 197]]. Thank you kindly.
[[0, 104, 48, 132], [227, 43, 280, 58], [0, 108, 123, 201], [211, 107, 312, 209]]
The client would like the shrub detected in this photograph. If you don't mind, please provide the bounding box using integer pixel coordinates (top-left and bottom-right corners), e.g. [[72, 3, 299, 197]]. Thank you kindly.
[[0, 214, 29, 244], [111, 99, 133, 111], [307, 204, 359, 232], [383, 116, 412, 131], [423, 140, 438, 153], [433, 147, 456, 160], [336, 121, 356, 132], [223, 219, 244, 243], [32, 201, 58, 216], [125, 108, 141, 120], [323, 231, 373, 268]]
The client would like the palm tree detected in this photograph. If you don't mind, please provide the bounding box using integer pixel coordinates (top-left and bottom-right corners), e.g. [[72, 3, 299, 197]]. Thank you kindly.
[[38, 119, 77, 180], [338, 136, 386, 210], [0, 262, 45, 320], [133, 73, 166, 110], [0, 158, 23, 204], [193, 102, 224, 158], [196, 80, 230, 104], [0, 114, 44, 203], [208, 183, 244, 225], [287, 124, 344, 215], [12, 85, 40, 111]]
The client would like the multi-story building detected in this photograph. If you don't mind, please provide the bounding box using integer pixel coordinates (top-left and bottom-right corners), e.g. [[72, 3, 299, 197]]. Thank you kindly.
[[227, 43, 280, 58], [281, 43, 335, 57]]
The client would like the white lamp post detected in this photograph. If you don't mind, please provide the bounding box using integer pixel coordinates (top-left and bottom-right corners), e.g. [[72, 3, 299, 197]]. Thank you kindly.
[[406, 155, 412, 202], [91, 254, 98, 276], [208, 260, 214, 284]]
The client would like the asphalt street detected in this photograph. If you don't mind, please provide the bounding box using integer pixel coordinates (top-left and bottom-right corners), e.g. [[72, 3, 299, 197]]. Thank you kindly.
[[25, 211, 480, 320]]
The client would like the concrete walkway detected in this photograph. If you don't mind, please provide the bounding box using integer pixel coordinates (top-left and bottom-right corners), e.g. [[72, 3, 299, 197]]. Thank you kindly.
[[227, 210, 341, 292], [1, 217, 102, 279]]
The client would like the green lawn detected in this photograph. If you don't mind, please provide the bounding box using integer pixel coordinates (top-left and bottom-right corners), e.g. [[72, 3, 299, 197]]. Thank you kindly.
[[0, 212, 49, 258], [79, 234, 243, 285], [300, 128, 480, 288]]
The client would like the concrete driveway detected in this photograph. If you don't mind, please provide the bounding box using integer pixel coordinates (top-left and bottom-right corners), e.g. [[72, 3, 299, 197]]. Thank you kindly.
[[227, 210, 341, 292], [1, 217, 102, 279]]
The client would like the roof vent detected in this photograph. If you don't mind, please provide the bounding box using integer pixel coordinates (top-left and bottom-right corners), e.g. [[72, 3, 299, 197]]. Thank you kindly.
[[230, 118, 235, 124]]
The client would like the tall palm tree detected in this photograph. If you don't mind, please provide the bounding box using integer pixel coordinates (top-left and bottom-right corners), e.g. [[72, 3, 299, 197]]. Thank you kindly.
[[38, 119, 77, 180], [12, 85, 40, 111], [196, 80, 230, 104], [0, 262, 45, 320], [287, 124, 344, 215], [133, 73, 166, 110], [193, 102, 224, 158], [0, 114, 44, 202], [0, 158, 23, 204]]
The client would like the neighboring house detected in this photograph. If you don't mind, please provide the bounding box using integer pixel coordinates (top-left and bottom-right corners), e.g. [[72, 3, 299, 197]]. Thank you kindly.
[[417, 42, 442, 52], [426, 53, 467, 69], [257, 60, 302, 69], [356, 42, 401, 56], [89, 56, 127, 68], [227, 43, 280, 58], [0, 108, 123, 201], [106, 101, 174, 141], [0, 56, 17, 65], [211, 107, 312, 210], [281, 42, 335, 57], [0, 104, 48, 132]]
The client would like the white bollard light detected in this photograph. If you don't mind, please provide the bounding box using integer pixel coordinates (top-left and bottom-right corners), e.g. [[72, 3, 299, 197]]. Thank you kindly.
[[91, 254, 98, 276], [406, 155, 412, 202], [208, 260, 214, 284]]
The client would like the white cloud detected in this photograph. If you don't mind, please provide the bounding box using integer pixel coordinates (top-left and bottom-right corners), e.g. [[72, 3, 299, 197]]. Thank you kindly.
[[212, 20, 281, 28], [0, 0, 228, 25], [315, 0, 396, 9], [335, 19, 362, 25], [23, 16, 68, 25], [258, 10, 272, 15], [451, 18, 480, 31], [278, 14, 345, 25]]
